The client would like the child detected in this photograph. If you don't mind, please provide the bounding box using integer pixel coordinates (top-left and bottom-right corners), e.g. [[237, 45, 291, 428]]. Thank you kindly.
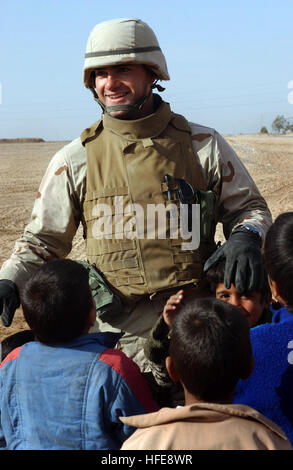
[[144, 255, 272, 399], [234, 212, 293, 446], [144, 288, 208, 401], [205, 258, 272, 328], [120, 297, 291, 450], [0, 259, 158, 450]]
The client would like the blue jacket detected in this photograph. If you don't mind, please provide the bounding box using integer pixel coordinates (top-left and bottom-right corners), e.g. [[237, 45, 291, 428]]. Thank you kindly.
[[234, 317, 293, 445], [0, 332, 158, 450], [270, 304, 293, 324]]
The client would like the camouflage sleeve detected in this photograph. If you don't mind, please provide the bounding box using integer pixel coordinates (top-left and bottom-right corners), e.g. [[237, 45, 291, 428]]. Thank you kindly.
[[144, 314, 170, 364], [0, 138, 87, 293], [190, 125, 272, 240], [144, 314, 173, 388]]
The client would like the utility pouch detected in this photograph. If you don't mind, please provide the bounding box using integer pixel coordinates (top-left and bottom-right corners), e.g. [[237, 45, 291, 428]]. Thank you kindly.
[[78, 261, 123, 321], [195, 189, 218, 243], [165, 175, 218, 244]]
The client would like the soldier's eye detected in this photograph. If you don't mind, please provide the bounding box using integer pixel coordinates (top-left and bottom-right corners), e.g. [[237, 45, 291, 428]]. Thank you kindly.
[[95, 70, 107, 78], [119, 66, 131, 73]]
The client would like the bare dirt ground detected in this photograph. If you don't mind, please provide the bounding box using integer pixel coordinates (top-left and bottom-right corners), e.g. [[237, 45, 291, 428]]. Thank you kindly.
[[0, 134, 293, 342]]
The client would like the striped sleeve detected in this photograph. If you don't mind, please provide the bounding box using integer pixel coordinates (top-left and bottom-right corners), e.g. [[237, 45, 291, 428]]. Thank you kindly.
[[99, 348, 159, 413], [0, 346, 22, 369]]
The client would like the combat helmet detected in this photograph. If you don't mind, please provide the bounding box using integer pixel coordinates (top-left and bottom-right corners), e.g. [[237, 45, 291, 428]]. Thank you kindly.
[[83, 18, 170, 115]]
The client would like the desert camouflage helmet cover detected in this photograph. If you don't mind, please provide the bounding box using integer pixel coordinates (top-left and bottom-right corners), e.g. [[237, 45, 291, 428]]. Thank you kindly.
[[83, 18, 170, 88]]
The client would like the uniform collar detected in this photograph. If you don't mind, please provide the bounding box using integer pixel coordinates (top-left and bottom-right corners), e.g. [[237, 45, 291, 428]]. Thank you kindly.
[[102, 99, 173, 141]]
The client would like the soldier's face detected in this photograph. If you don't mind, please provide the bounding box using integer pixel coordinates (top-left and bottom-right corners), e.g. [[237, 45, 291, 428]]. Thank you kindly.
[[94, 64, 155, 119]]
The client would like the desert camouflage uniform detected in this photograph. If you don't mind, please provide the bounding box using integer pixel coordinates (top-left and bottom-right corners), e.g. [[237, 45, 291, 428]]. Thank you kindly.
[[0, 119, 272, 372]]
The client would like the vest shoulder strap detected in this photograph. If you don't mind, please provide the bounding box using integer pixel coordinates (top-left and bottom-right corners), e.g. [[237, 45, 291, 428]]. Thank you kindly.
[[169, 112, 191, 133], [170, 112, 208, 191], [81, 119, 103, 146]]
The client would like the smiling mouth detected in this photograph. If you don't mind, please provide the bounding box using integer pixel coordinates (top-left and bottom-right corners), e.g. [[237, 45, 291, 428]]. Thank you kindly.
[[105, 92, 129, 100]]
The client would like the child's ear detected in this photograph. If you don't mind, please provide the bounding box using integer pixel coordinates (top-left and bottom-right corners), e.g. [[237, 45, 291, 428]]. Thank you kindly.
[[241, 356, 254, 380], [84, 305, 96, 333], [89, 305, 96, 327], [268, 277, 287, 306], [165, 356, 181, 383]]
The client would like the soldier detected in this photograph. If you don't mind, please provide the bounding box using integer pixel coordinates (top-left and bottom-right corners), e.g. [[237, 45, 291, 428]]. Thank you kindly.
[[0, 18, 272, 373]]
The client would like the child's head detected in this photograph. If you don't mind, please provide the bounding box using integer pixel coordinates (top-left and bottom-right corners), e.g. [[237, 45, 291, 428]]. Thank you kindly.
[[264, 212, 293, 312], [21, 259, 95, 344], [205, 259, 271, 327], [167, 297, 253, 403]]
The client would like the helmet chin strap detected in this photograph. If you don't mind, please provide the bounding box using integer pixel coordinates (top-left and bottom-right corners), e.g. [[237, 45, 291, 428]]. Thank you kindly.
[[90, 80, 165, 118]]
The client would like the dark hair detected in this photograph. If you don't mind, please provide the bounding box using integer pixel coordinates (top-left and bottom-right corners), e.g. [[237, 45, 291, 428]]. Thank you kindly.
[[1, 330, 34, 362], [264, 212, 293, 312], [205, 258, 270, 303], [169, 297, 252, 402], [21, 259, 94, 344]]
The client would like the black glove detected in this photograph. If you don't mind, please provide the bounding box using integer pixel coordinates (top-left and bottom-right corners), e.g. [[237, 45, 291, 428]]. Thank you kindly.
[[204, 226, 264, 294], [0, 280, 20, 327]]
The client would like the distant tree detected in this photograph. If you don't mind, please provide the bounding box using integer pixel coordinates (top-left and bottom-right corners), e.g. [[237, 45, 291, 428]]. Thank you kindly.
[[285, 122, 293, 133], [272, 116, 290, 134], [260, 126, 268, 134]]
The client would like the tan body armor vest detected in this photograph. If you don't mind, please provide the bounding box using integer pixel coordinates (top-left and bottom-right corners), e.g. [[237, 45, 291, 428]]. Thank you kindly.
[[81, 101, 216, 301]]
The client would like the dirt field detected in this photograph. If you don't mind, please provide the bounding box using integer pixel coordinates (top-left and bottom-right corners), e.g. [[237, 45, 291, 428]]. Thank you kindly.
[[0, 134, 293, 342]]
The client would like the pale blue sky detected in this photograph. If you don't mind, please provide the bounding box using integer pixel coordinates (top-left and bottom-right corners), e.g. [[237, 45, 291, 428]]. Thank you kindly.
[[0, 0, 292, 140]]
